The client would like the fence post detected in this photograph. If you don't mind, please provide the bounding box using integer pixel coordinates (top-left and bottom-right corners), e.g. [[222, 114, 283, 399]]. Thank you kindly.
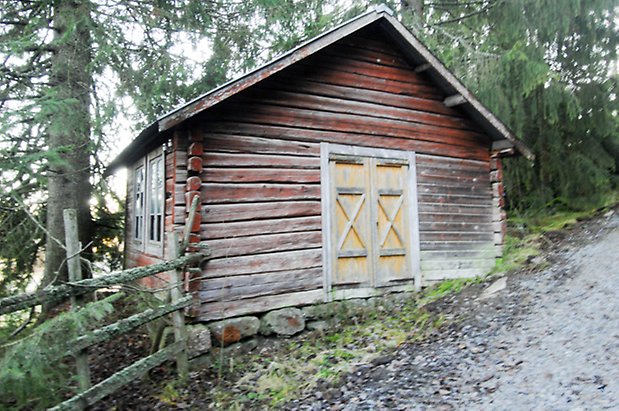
[[168, 232, 189, 381], [63, 208, 92, 393]]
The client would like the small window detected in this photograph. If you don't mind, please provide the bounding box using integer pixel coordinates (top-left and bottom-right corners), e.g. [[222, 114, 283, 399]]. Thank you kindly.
[[132, 147, 165, 256], [147, 154, 164, 244], [134, 165, 145, 241]]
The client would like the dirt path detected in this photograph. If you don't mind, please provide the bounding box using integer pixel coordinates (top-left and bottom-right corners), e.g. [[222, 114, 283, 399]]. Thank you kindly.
[[291, 212, 619, 410]]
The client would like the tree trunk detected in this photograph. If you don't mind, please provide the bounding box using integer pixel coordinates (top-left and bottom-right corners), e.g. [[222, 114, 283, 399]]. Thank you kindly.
[[42, 0, 94, 290]]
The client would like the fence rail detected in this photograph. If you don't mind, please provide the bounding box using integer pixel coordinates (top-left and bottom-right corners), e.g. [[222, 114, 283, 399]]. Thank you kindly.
[[0, 205, 208, 410]]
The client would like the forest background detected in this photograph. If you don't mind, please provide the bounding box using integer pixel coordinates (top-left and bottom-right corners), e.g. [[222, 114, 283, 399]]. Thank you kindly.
[[0, 0, 617, 299]]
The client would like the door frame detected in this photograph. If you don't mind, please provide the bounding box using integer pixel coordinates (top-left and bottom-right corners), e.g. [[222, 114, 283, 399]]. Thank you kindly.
[[320, 143, 422, 301]]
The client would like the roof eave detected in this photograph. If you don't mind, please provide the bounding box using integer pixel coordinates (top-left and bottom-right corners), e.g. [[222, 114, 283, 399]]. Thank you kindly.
[[378, 15, 534, 160]]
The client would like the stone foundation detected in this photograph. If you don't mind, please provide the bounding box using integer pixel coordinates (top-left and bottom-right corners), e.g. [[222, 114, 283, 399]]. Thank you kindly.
[[168, 291, 416, 358]]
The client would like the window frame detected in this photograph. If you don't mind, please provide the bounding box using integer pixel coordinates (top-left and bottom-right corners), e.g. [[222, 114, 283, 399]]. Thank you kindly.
[[132, 147, 165, 257], [132, 158, 146, 245]]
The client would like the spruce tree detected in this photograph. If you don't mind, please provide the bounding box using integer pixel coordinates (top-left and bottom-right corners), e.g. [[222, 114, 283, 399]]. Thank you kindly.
[[0, 0, 346, 296], [395, 0, 619, 211]]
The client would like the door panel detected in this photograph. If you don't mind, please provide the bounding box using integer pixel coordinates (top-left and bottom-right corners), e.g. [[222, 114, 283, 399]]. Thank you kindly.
[[331, 160, 372, 285], [329, 153, 415, 288], [374, 161, 411, 284]]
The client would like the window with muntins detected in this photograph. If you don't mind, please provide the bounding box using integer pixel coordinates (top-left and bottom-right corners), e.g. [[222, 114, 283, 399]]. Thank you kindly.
[[148, 154, 164, 244], [132, 147, 165, 256], [134, 165, 145, 241]]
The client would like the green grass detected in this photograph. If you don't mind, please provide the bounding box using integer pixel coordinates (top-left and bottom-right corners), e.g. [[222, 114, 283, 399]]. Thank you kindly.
[[205, 281, 473, 409]]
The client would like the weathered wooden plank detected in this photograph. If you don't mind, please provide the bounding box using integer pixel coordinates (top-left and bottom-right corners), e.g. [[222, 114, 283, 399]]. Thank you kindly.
[[202, 152, 320, 169], [167, 233, 189, 381], [418, 212, 492, 224], [322, 41, 412, 69], [204, 230, 322, 259], [338, 31, 402, 54], [292, 63, 442, 100], [63, 209, 91, 392], [201, 183, 321, 204], [201, 249, 322, 279], [417, 203, 493, 215], [416, 171, 490, 185], [205, 134, 321, 156], [216, 103, 489, 150], [202, 201, 321, 223], [417, 193, 492, 206], [68, 296, 192, 355], [419, 240, 495, 251], [200, 267, 323, 302], [197, 289, 324, 321], [201, 167, 320, 183], [0, 253, 206, 315], [242, 88, 473, 131], [266, 75, 459, 116], [419, 221, 494, 232], [206, 121, 489, 161], [417, 183, 491, 197], [419, 249, 496, 260], [303, 52, 430, 86], [419, 231, 494, 242], [416, 155, 490, 170], [51, 342, 184, 411], [201, 216, 322, 239]]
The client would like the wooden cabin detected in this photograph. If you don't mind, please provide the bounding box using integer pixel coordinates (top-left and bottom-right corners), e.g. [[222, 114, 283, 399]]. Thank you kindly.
[[107, 5, 532, 322]]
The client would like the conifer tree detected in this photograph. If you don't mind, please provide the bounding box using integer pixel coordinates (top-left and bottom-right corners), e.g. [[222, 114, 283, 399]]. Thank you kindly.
[[395, 0, 619, 211], [0, 0, 345, 295]]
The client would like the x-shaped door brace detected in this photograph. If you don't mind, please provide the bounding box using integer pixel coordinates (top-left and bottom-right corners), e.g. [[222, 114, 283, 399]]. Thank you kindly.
[[336, 193, 367, 252], [377, 195, 405, 248]]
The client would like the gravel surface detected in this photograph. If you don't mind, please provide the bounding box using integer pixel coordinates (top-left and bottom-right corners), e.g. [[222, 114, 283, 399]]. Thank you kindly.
[[291, 212, 619, 410]]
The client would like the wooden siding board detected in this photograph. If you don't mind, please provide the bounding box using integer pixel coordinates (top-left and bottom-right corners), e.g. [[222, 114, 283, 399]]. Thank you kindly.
[[202, 167, 320, 183], [215, 103, 489, 150], [201, 216, 322, 240], [200, 183, 321, 204], [198, 289, 324, 321], [200, 267, 323, 302], [203, 152, 320, 169], [203, 230, 322, 259], [202, 201, 321, 223], [200, 249, 323, 279], [206, 121, 489, 161], [205, 134, 320, 157], [242, 88, 473, 131], [266, 75, 461, 116]]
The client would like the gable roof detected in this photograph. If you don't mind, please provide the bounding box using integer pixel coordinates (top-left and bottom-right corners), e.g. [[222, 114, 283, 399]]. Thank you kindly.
[[106, 5, 533, 174]]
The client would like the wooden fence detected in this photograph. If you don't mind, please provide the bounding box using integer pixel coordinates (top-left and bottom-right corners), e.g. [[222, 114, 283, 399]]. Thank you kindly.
[[0, 205, 208, 410]]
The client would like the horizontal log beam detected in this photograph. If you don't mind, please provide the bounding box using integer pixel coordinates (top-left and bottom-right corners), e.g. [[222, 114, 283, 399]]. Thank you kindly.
[[443, 94, 467, 107], [0, 253, 208, 315], [67, 296, 192, 355], [51, 342, 184, 411]]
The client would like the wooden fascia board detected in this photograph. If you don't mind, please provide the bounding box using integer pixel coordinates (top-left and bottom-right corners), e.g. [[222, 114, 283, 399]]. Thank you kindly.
[[157, 10, 387, 133], [380, 14, 535, 160]]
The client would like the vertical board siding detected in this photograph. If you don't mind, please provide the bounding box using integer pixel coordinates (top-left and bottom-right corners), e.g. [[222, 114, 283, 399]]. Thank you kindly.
[[190, 30, 493, 320]]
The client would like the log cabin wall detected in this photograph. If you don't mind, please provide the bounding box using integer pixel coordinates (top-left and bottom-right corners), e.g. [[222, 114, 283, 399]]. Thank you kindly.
[[191, 26, 500, 321]]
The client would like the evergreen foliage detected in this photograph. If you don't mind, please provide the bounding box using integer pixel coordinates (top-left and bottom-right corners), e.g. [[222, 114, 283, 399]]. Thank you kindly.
[[393, 0, 619, 212], [0, 294, 121, 410]]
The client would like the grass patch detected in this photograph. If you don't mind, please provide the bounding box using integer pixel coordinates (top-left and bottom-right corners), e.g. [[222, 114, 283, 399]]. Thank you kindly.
[[205, 280, 476, 409]]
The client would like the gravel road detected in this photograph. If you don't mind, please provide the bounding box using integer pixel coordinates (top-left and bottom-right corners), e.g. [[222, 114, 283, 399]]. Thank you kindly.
[[294, 212, 619, 410]]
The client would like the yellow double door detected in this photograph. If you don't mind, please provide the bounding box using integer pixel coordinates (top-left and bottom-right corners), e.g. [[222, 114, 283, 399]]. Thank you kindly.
[[330, 156, 413, 287]]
